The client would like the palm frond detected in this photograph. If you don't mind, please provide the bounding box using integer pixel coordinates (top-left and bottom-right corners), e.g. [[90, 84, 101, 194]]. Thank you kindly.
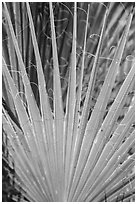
[[2, 2, 135, 202]]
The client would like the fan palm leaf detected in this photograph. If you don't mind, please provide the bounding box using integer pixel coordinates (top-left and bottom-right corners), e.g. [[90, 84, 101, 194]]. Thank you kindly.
[[2, 2, 135, 202]]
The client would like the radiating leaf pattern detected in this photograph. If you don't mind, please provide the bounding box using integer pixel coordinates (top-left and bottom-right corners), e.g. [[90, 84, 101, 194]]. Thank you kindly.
[[2, 2, 135, 202]]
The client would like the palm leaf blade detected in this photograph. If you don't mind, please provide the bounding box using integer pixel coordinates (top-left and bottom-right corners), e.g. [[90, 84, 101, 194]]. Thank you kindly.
[[2, 2, 134, 202]]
